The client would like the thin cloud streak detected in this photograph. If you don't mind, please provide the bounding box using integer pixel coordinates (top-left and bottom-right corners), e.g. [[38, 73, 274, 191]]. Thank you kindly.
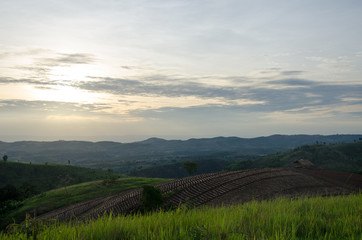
[[75, 75, 362, 113], [3, 71, 362, 115], [36, 53, 96, 66], [0, 99, 111, 114]]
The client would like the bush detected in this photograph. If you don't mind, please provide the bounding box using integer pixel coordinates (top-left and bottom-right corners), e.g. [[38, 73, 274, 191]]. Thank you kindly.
[[140, 185, 163, 212], [0, 185, 20, 202], [102, 176, 117, 186]]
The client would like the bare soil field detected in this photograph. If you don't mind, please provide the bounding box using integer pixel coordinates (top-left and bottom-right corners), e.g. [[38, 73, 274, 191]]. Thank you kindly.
[[38, 168, 362, 223]]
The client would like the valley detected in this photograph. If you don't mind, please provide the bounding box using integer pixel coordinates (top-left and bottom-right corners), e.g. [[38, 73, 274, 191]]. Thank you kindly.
[[1, 134, 361, 174], [1, 134, 361, 238]]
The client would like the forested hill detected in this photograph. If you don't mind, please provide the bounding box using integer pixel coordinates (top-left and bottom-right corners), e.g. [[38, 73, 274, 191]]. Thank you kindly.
[[0, 161, 119, 192], [0, 134, 361, 173], [228, 141, 362, 173]]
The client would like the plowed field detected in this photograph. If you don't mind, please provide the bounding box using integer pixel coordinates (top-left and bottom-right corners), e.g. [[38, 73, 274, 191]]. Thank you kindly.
[[38, 168, 362, 223]]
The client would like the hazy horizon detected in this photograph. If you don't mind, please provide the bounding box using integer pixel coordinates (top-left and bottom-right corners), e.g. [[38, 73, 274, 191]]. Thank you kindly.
[[1, 1, 362, 141], [2, 132, 362, 144]]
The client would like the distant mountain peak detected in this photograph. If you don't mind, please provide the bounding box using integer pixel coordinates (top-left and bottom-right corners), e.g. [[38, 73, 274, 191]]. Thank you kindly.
[[140, 137, 167, 144]]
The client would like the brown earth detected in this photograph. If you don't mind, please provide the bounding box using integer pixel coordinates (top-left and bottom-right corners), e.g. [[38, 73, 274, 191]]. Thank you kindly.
[[37, 168, 362, 223]]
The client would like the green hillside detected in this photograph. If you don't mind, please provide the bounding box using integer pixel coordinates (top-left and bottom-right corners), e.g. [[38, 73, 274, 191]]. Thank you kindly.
[[228, 142, 362, 172], [1, 177, 169, 229], [0, 161, 119, 193]]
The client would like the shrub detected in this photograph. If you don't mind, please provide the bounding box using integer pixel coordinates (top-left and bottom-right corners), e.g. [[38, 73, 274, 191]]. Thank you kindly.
[[140, 185, 163, 212]]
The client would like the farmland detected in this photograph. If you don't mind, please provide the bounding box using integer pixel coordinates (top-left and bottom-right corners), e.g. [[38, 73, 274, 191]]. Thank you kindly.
[[36, 168, 362, 223], [0, 177, 169, 230], [0, 167, 361, 239]]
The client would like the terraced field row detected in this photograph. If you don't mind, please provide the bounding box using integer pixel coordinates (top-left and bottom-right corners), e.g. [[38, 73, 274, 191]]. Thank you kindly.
[[38, 168, 362, 223], [165, 168, 287, 206], [38, 170, 242, 222]]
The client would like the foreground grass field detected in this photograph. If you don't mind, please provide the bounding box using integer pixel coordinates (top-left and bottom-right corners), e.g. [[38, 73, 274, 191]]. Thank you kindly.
[[2, 193, 361, 240]]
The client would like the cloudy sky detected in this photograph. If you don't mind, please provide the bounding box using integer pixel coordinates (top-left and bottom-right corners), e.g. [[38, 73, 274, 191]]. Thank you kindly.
[[1, 0, 362, 142]]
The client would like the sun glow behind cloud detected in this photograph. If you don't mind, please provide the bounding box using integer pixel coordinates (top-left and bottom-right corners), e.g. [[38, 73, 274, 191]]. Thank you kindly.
[[29, 85, 104, 104], [47, 65, 102, 82]]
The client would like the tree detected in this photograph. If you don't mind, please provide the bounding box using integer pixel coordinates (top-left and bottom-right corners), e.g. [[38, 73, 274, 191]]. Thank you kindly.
[[183, 161, 198, 176], [3, 155, 8, 162], [140, 185, 163, 212], [0, 184, 20, 202], [19, 182, 38, 199]]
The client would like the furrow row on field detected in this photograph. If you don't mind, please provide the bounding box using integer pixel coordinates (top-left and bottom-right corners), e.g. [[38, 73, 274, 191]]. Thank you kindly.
[[80, 171, 237, 218], [167, 168, 284, 205], [194, 170, 297, 205], [79, 189, 143, 220]]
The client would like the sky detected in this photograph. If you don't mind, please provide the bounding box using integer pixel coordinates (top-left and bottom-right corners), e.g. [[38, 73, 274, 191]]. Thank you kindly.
[[1, 0, 362, 142]]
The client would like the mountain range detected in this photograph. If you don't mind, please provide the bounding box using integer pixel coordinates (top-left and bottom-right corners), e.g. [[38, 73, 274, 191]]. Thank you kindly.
[[1, 134, 361, 173]]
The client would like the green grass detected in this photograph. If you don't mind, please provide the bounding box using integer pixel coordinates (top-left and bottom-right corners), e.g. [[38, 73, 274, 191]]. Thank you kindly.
[[2, 177, 170, 228], [2, 193, 361, 239]]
